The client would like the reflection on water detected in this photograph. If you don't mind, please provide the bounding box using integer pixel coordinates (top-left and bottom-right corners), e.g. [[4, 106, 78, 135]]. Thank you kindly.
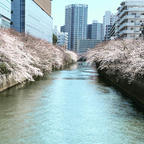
[[0, 63, 144, 144]]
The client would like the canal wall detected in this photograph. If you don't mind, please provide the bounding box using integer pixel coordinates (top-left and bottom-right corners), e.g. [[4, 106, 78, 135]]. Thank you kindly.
[[0, 29, 77, 92], [86, 40, 144, 108], [96, 64, 144, 108]]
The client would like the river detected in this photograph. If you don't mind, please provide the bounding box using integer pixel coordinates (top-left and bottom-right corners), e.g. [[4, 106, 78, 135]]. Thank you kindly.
[[0, 63, 144, 144]]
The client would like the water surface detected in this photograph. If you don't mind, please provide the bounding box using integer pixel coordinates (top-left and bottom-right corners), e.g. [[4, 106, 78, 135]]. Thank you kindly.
[[0, 64, 144, 144]]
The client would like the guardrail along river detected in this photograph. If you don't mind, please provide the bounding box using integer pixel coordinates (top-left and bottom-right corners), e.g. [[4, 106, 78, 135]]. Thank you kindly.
[[0, 64, 144, 144]]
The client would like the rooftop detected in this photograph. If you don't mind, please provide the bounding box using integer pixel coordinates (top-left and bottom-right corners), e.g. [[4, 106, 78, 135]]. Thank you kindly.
[[65, 4, 88, 9]]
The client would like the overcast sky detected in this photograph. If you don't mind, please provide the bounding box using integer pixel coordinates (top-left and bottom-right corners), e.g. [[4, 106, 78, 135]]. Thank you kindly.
[[52, 0, 123, 30]]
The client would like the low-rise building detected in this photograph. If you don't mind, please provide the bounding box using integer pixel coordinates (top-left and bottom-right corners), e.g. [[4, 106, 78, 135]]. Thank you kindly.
[[77, 39, 102, 54], [0, 0, 11, 28], [57, 32, 68, 48], [60, 25, 66, 33], [117, 0, 144, 39], [53, 26, 59, 37]]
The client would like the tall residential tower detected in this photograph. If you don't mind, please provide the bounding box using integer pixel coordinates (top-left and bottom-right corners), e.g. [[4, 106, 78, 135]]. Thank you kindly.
[[65, 4, 88, 52], [103, 11, 116, 40], [116, 0, 144, 39]]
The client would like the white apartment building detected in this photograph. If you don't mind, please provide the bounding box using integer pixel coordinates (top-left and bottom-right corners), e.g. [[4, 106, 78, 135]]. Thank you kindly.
[[57, 32, 68, 48], [116, 0, 144, 39], [103, 11, 112, 36], [103, 11, 116, 40]]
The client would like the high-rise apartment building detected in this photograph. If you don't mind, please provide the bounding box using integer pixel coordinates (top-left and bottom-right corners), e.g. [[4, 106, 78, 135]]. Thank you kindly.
[[65, 4, 88, 52], [116, 0, 144, 39], [103, 11, 112, 36], [103, 11, 116, 40], [0, 1, 11, 28], [11, 0, 53, 43]]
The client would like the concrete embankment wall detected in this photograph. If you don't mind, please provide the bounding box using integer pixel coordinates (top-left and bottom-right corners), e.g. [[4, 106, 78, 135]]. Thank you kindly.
[[96, 64, 144, 108], [85, 40, 144, 109], [0, 55, 77, 92], [0, 75, 19, 92]]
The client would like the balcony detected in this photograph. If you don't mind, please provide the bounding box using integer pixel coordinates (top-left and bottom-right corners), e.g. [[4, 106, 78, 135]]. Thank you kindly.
[[118, 9, 128, 18], [118, 15, 135, 25], [119, 30, 133, 36], [140, 15, 144, 19], [118, 5, 127, 13], [126, 2, 144, 7], [118, 23, 135, 30], [128, 7, 144, 11], [119, 29, 140, 36]]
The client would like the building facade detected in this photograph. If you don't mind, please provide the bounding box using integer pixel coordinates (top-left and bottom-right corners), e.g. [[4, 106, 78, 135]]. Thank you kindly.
[[60, 25, 66, 33], [105, 25, 113, 40], [11, 0, 53, 43], [87, 24, 92, 39], [109, 23, 116, 39], [65, 4, 88, 52], [91, 21, 104, 41], [116, 0, 144, 39], [103, 11, 116, 40], [87, 21, 104, 41], [0, 0, 11, 28], [103, 11, 112, 37], [57, 32, 68, 48], [77, 39, 102, 54]]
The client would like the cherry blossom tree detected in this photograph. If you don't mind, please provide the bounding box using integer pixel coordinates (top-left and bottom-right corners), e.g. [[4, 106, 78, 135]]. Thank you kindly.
[[86, 39, 144, 82], [0, 28, 77, 84]]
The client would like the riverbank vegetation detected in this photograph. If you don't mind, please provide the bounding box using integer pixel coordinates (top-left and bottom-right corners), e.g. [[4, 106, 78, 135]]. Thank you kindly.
[[0, 29, 77, 86], [86, 40, 144, 82]]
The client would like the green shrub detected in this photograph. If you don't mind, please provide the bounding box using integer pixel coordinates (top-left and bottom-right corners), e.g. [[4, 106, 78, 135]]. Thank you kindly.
[[0, 63, 11, 74], [53, 34, 58, 45]]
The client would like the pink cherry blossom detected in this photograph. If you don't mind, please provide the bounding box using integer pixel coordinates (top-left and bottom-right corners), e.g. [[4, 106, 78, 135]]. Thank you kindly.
[[0, 28, 77, 83]]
